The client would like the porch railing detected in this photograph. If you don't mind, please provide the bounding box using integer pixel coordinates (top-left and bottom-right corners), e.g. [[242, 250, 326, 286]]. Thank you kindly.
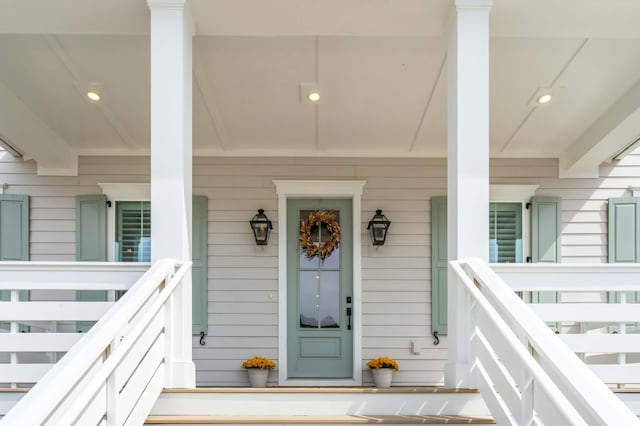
[[0, 261, 148, 387], [494, 263, 640, 389], [451, 258, 639, 425], [0, 258, 191, 425]]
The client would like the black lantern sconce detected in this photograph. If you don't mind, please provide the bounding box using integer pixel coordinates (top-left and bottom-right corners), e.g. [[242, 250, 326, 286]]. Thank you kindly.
[[249, 209, 273, 246], [367, 209, 391, 246]]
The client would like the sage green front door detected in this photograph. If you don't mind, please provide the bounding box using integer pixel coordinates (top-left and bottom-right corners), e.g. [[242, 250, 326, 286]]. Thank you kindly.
[[287, 199, 353, 379]]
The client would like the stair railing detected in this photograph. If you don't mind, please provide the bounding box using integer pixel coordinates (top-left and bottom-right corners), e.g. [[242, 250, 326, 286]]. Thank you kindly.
[[0, 258, 191, 425], [450, 258, 639, 425]]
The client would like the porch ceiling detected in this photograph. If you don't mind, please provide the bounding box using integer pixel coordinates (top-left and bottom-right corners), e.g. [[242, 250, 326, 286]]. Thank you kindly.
[[0, 0, 639, 176]]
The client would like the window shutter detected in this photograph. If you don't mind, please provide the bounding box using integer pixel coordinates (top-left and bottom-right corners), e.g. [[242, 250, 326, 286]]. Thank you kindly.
[[608, 198, 640, 263], [530, 196, 561, 331], [76, 194, 107, 261], [192, 195, 208, 335], [530, 196, 561, 263], [0, 195, 29, 261], [607, 198, 640, 328], [0, 195, 30, 330], [76, 194, 108, 332], [431, 196, 448, 335]]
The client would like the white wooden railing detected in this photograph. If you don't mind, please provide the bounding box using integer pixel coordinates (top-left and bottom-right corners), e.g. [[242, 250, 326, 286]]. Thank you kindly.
[[0, 262, 148, 387], [451, 258, 640, 425], [0, 259, 191, 425], [494, 263, 640, 389]]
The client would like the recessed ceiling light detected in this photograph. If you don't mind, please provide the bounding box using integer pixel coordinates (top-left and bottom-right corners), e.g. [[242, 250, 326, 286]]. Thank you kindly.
[[307, 92, 320, 102], [537, 93, 552, 104], [86, 91, 101, 102]]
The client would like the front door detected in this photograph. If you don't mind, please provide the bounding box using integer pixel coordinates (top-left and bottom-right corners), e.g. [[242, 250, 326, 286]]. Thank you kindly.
[[287, 198, 353, 379]]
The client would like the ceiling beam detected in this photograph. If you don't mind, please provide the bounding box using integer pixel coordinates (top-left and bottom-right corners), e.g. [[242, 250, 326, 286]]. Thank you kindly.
[[559, 79, 640, 178], [0, 80, 78, 176]]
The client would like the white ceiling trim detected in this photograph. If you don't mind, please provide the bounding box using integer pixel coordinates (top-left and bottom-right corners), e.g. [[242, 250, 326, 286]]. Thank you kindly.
[[193, 47, 229, 151], [560, 79, 640, 178], [45, 35, 140, 149], [0, 80, 77, 176], [410, 53, 446, 152]]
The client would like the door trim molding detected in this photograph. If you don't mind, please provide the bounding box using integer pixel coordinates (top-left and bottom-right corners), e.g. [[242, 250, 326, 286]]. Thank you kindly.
[[274, 180, 366, 386]]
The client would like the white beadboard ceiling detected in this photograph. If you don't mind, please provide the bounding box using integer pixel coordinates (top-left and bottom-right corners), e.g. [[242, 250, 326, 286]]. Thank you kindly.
[[0, 0, 639, 176]]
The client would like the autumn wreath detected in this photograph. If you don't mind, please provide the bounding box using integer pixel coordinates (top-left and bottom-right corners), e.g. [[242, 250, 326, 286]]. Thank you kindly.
[[299, 210, 341, 262]]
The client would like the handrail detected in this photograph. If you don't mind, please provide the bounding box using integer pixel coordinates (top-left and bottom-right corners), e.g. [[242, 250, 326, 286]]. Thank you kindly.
[[451, 258, 640, 425], [0, 258, 192, 425]]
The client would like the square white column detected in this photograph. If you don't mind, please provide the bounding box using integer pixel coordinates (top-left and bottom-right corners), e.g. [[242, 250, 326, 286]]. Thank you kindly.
[[445, 0, 492, 389], [148, 0, 195, 388]]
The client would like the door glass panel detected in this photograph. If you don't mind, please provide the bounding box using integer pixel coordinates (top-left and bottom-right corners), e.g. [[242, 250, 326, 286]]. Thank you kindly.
[[299, 271, 319, 327], [299, 209, 341, 329], [321, 246, 340, 269], [319, 271, 340, 328]]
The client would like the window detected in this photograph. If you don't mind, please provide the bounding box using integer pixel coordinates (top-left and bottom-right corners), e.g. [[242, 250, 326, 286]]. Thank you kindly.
[[489, 202, 522, 263], [115, 201, 150, 262]]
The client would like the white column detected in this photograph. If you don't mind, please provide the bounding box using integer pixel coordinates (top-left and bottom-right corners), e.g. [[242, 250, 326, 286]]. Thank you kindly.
[[445, 0, 492, 388], [148, 0, 195, 388]]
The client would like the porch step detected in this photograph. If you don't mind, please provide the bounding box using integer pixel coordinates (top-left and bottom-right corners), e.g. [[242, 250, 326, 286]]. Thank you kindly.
[[149, 387, 491, 424], [144, 414, 495, 425], [0, 388, 29, 419]]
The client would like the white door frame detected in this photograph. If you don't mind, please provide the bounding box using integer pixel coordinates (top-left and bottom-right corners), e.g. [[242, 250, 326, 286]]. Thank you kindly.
[[274, 180, 366, 386]]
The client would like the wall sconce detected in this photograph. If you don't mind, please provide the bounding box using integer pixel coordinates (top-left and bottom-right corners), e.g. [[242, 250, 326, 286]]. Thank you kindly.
[[249, 209, 272, 246], [367, 209, 391, 246]]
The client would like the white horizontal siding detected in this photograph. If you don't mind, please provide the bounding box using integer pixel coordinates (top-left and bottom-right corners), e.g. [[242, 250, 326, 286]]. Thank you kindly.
[[1, 151, 639, 386]]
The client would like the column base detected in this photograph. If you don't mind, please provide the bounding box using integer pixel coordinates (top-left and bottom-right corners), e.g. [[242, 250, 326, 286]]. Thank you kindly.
[[165, 360, 196, 388], [444, 361, 470, 389]]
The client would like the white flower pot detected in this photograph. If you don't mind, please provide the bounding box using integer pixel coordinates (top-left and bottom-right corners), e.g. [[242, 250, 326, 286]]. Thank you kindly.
[[371, 368, 393, 388], [247, 368, 269, 387]]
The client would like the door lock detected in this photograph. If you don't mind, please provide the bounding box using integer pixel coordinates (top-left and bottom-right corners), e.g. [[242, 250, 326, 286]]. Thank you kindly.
[[346, 307, 352, 330]]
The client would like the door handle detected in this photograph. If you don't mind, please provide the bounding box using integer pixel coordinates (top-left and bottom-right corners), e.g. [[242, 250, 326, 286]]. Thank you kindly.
[[346, 307, 352, 330]]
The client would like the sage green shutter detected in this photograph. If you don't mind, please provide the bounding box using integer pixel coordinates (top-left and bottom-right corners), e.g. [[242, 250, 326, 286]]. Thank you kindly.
[[530, 196, 561, 263], [431, 196, 448, 335], [608, 198, 640, 263], [0, 195, 29, 261], [607, 198, 640, 326], [76, 195, 107, 261], [530, 196, 561, 331], [192, 195, 208, 335], [0, 195, 30, 330], [76, 194, 108, 332]]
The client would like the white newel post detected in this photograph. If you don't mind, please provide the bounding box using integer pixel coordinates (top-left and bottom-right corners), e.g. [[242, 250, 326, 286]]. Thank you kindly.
[[445, 0, 492, 389], [148, 0, 195, 388]]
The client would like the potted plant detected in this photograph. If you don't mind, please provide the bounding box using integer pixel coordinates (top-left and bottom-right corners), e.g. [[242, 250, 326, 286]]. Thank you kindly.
[[241, 356, 276, 387], [367, 357, 399, 388]]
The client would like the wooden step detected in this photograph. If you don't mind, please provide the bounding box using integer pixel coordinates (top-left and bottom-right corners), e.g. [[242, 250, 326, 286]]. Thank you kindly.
[[145, 414, 495, 425], [151, 387, 491, 419]]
